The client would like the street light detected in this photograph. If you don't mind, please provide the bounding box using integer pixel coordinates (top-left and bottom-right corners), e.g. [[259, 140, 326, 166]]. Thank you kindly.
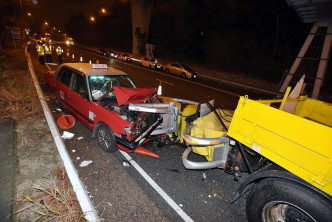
[[53, 27, 56, 30], [90, 16, 95, 22], [27, 12, 31, 16], [44, 22, 48, 26], [101, 8, 106, 14]]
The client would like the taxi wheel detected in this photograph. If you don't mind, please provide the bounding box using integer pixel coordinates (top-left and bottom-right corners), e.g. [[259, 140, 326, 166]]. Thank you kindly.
[[97, 125, 118, 153], [181, 73, 186, 78]]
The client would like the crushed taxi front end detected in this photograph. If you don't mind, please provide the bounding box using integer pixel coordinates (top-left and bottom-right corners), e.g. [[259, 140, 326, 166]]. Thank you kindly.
[[95, 86, 179, 153]]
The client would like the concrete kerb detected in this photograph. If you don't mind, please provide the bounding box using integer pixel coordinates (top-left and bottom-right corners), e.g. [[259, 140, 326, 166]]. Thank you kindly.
[[24, 47, 100, 222]]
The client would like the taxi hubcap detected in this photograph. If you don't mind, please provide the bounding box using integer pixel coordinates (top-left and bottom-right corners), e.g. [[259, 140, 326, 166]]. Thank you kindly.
[[98, 129, 111, 148]]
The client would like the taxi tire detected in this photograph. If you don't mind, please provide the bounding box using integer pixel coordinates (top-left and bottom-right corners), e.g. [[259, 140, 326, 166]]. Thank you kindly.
[[97, 125, 118, 153], [246, 178, 332, 222], [181, 73, 186, 78]]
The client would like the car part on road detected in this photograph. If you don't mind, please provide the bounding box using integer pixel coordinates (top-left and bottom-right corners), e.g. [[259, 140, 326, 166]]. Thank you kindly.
[[56, 113, 75, 129]]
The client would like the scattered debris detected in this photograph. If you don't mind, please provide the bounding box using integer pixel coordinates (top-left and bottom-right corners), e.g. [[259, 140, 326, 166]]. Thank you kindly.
[[202, 173, 207, 181], [212, 189, 217, 197], [179, 204, 183, 207], [79, 160, 93, 167], [61, 131, 75, 139], [208, 195, 211, 198], [165, 168, 181, 173], [72, 150, 76, 152], [56, 108, 62, 112], [77, 136, 83, 140], [122, 160, 131, 167], [77, 157, 80, 160]]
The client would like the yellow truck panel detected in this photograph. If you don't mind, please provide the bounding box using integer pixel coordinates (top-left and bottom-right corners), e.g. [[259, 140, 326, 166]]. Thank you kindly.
[[227, 96, 332, 196]]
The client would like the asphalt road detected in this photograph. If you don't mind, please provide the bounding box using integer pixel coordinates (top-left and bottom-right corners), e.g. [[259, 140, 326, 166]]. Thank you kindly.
[[29, 43, 266, 221]]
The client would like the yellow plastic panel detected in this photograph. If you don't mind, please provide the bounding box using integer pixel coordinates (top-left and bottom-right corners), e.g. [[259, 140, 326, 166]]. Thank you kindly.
[[190, 110, 226, 161]]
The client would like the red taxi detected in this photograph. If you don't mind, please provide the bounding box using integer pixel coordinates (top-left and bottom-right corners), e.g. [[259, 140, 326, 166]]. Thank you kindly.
[[45, 63, 179, 156]]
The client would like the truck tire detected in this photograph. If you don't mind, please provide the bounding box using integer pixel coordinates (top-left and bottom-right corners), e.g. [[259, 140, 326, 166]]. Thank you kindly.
[[97, 124, 118, 153], [246, 179, 332, 222]]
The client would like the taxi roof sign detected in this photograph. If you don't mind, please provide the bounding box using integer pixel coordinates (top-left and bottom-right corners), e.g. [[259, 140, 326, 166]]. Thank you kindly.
[[92, 64, 108, 69]]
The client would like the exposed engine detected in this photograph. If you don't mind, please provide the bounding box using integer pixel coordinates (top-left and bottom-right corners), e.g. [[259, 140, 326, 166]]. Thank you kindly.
[[111, 105, 162, 142]]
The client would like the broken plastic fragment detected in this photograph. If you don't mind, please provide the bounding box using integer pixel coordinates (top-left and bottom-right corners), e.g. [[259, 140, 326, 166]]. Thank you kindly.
[[79, 160, 93, 167], [122, 160, 131, 167], [77, 136, 83, 140], [72, 150, 76, 152], [56, 108, 62, 112], [61, 131, 74, 139]]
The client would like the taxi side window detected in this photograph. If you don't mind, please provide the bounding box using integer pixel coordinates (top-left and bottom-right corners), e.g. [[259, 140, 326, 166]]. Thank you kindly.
[[72, 73, 88, 96], [57, 68, 73, 87]]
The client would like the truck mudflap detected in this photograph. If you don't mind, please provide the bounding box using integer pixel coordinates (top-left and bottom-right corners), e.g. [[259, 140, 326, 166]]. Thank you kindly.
[[182, 109, 231, 170]]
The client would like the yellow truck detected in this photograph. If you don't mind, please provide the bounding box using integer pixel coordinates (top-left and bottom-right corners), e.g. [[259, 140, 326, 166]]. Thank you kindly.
[[182, 95, 332, 222]]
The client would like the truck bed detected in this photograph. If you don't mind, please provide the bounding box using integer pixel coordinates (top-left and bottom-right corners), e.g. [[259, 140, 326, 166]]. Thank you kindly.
[[227, 96, 332, 196]]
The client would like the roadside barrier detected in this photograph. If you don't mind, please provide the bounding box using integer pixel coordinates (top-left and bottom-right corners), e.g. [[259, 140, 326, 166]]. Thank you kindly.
[[25, 46, 100, 221]]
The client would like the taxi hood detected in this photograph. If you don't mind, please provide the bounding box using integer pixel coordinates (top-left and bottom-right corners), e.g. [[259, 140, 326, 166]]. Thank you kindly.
[[113, 86, 157, 106]]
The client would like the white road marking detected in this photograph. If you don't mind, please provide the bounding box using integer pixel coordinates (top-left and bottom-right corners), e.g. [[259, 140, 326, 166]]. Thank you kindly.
[[119, 150, 194, 222]]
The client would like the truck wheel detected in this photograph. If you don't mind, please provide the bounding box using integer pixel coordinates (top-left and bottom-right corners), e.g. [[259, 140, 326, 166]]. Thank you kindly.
[[246, 179, 332, 222], [97, 125, 118, 153]]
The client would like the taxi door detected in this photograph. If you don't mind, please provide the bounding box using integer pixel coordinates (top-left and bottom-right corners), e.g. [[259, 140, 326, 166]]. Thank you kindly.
[[69, 71, 93, 128], [55, 67, 74, 111]]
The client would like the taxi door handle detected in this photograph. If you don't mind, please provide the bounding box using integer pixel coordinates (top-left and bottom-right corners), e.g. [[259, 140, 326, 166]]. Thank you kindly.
[[68, 94, 71, 98]]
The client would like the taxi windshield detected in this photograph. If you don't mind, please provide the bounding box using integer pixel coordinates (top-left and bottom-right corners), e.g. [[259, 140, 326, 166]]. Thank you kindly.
[[89, 75, 136, 101]]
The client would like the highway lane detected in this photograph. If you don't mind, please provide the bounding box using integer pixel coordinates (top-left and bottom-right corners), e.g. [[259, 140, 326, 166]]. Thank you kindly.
[[30, 44, 250, 221], [71, 45, 268, 109]]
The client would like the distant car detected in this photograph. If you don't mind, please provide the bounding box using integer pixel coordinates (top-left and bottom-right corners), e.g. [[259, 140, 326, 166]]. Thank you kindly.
[[44, 63, 179, 154], [140, 57, 162, 69], [97, 48, 108, 56], [118, 53, 131, 62], [163, 63, 198, 79], [108, 50, 117, 58]]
